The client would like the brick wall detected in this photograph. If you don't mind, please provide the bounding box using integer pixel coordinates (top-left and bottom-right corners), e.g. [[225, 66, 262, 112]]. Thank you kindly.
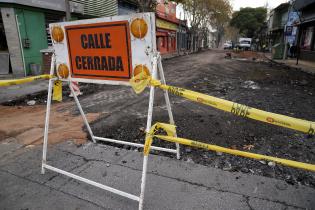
[[42, 51, 52, 74]]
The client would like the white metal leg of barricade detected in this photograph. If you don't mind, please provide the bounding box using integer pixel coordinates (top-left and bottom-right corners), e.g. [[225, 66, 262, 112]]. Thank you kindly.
[[41, 54, 55, 174], [69, 81, 96, 143], [42, 163, 140, 201], [157, 54, 181, 160], [41, 62, 142, 203], [139, 155, 149, 210], [93, 136, 177, 153], [139, 55, 158, 210]]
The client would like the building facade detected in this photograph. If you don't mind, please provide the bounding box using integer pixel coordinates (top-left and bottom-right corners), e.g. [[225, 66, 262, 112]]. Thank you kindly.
[[177, 19, 188, 53], [267, 3, 290, 48], [155, 0, 179, 55], [294, 0, 315, 62], [0, 0, 187, 77], [0, 0, 135, 77]]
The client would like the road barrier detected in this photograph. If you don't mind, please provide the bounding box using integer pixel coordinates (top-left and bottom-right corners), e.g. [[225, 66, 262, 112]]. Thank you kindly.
[[0, 74, 53, 87], [130, 72, 315, 135], [38, 12, 182, 210], [144, 123, 315, 172]]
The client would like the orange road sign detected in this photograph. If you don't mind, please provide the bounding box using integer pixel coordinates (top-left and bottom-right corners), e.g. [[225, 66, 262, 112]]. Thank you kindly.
[[65, 21, 132, 81]]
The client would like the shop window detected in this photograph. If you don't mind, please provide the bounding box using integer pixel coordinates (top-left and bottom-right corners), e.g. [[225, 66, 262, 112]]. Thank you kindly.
[[301, 26, 314, 50], [157, 37, 164, 50], [160, 37, 165, 48]]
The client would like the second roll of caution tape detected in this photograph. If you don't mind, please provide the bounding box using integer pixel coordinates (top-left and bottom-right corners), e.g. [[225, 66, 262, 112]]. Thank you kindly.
[[130, 72, 315, 134]]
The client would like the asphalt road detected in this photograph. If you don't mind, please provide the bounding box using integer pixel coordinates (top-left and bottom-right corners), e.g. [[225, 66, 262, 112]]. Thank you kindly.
[[82, 50, 315, 187], [0, 49, 315, 209]]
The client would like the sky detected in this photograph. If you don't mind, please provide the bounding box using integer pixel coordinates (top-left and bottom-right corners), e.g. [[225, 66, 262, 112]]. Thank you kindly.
[[231, 0, 289, 11]]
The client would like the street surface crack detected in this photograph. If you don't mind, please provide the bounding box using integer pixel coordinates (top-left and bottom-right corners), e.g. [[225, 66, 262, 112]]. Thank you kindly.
[[0, 169, 109, 210], [56, 148, 305, 209]]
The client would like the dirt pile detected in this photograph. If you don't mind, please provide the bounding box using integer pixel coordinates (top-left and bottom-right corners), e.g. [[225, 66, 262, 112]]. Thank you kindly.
[[232, 50, 267, 60], [0, 103, 100, 145]]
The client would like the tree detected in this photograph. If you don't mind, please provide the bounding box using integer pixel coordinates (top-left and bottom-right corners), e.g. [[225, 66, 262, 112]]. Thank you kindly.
[[208, 0, 232, 47], [230, 7, 267, 38], [179, 0, 231, 30], [179, 0, 232, 48], [137, 0, 232, 48], [224, 25, 239, 43]]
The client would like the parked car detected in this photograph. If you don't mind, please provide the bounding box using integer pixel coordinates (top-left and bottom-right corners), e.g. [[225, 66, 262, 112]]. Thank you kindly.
[[237, 38, 252, 50], [223, 41, 233, 49]]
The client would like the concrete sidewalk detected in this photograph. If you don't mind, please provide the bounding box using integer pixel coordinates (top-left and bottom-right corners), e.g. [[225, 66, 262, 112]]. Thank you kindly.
[[0, 80, 48, 104], [0, 138, 314, 210], [264, 54, 315, 75]]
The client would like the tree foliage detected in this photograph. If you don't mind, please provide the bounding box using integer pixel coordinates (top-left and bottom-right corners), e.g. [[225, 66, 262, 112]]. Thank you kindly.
[[137, 0, 232, 31], [230, 7, 267, 38], [179, 0, 232, 47], [136, 0, 232, 48], [224, 25, 239, 43], [180, 0, 232, 30]]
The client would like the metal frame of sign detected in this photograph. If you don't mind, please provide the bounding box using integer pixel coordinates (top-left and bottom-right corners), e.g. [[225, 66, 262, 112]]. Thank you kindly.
[[41, 13, 180, 210]]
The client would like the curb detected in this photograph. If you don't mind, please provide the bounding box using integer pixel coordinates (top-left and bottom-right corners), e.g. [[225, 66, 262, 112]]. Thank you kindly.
[[264, 55, 315, 75]]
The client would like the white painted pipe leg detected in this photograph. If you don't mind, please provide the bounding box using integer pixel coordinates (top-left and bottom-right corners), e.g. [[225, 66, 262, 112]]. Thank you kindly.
[[157, 55, 181, 160], [139, 155, 148, 210], [69, 82, 96, 143], [41, 80, 52, 174], [42, 54, 55, 174], [139, 55, 158, 209]]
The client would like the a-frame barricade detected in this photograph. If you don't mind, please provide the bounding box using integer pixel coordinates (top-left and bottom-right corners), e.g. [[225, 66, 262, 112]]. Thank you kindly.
[[41, 51, 179, 210]]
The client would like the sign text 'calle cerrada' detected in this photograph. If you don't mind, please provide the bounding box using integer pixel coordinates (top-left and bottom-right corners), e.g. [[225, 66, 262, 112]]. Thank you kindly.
[[51, 13, 156, 84], [66, 21, 132, 80]]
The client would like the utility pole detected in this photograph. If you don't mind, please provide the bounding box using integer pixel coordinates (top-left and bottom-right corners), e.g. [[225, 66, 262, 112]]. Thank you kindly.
[[283, 1, 292, 59], [65, 0, 71, 21]]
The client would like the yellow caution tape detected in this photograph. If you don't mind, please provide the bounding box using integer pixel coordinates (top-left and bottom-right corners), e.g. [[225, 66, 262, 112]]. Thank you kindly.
[[0, 74, 53, 87], [143, 122, 176, 156], [53, 80, 62, 102], [130, 72, 315, 134], [146, 123, 315, 172]]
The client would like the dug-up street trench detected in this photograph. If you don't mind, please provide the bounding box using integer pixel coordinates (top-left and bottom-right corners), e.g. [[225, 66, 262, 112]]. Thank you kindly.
[[0, 50, 315, 209]]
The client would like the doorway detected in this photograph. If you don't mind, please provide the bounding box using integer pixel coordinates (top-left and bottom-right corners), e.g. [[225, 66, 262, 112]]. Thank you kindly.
[[0, 11, 11, 74]]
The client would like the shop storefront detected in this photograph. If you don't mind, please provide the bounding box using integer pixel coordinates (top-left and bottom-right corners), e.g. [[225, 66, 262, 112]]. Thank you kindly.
[[299, 24, 315, 61], [156, 18, 177, 54], [155, 0, 179, 55], [295, 0, 315, 61]]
